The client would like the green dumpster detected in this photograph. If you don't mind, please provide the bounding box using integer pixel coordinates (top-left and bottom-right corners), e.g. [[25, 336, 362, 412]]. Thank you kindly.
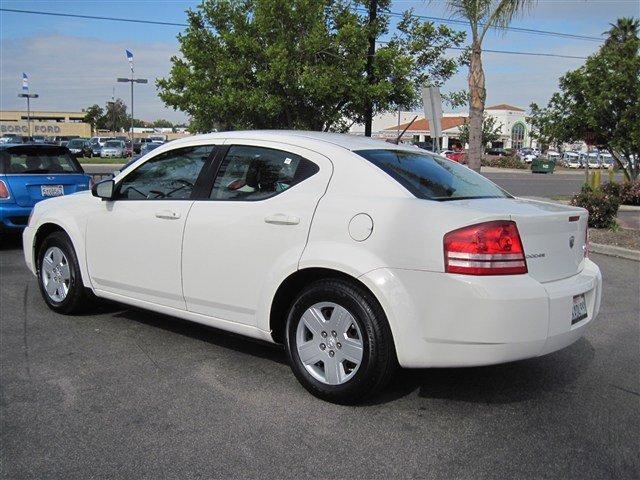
[[531, 157, 555, 174]]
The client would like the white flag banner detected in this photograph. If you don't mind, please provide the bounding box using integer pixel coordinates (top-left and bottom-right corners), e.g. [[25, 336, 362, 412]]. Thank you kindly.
[[422, 86, 443, 145]]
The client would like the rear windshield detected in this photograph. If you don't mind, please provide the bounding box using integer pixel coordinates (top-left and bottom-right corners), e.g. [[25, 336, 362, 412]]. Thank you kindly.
[[67, 139, 84, 147], [355, 149, 509, 201], [0, 146, 84, 174], [104, 141, 122, 147]]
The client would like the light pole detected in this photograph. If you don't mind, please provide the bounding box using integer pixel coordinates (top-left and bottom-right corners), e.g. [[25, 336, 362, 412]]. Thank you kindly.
[[117, 76, 147, 156], [18, 93, 39, 140]]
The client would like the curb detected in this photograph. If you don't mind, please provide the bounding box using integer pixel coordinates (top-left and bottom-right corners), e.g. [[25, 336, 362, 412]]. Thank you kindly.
[[590, 243, 640, 261], [619, 205, 640, 212]]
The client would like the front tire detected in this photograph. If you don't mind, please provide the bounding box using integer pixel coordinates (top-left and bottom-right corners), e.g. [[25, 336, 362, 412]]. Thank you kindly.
[[37, 231, 94, 314], [285, 279, 396, 404]]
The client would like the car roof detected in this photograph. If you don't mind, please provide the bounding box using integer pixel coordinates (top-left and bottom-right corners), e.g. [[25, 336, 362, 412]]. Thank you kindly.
[[167, 130, 415, 153], [0, 142, 68, 150]]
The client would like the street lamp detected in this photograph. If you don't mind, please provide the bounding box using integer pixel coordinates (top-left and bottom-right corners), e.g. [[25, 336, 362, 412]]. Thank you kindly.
[[117, 76, 147, 155], [18, 93, 39, 139]]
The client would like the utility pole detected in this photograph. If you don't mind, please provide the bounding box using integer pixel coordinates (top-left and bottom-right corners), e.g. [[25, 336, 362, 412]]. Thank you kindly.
[[118, 49, 147, 156], [18, 73, 38, 140], [18, 93, 39, 139], [364, 0, 377, 137]]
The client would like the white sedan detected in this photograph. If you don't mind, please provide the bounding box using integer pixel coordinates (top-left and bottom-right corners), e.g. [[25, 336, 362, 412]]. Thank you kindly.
[[23, 131, 602, 403]]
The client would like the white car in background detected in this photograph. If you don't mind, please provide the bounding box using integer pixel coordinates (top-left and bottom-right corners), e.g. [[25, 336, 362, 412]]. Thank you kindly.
[[586, 152, 601, 169], [22, 131, 602, 403], [563, 152, 583, 169], [100, 140, 126, 158]]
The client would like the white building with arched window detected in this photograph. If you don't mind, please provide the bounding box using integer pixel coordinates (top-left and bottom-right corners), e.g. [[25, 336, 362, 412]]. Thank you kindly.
[[365, 104, 536, 150]]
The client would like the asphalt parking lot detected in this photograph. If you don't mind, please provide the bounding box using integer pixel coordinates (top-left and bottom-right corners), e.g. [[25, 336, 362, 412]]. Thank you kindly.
[[1, 235, 638, 479]]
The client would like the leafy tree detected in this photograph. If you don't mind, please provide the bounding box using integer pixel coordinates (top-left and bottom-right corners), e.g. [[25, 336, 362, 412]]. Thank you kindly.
[[95, 99, 129, 132], [458, 114, 502, 148], [443, 0, 536, 171], [530, 17, 639, 180], [152, 119, 174, 128], [158, 0, 465, 133], [83, 104, 104, 133], [604, 17, 639, 45]]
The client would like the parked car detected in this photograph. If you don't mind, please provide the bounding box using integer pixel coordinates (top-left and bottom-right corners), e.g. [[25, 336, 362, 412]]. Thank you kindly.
[[139, 142, 161, 156], [442, 149, 466, 164], [66, 139, 92, 158], [89, 137, 114, 148], [124, 141, 134, 157], [22, 131, 601, 403], [0, 134, 27, 144], [486, 147, 507, 157], [546, 150, 561, 162], [586, 152, 601, 169], [0, 144, 91, 231], [413, 141, 435, 151], [563, 152, 583, 169], [89, 141, 103, 157], [599, 152, 614, 169], [100, 140, 126, 158]]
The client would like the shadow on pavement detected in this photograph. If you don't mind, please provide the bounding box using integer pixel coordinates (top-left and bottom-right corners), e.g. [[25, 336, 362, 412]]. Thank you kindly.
[[372, 338, 595, 405], [0, 232, 23, 251], [113, 306, 288, 366]]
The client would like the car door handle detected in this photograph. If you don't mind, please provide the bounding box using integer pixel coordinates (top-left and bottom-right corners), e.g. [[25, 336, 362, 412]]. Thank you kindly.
[[264, 213, 300, 225], [155, 210, 181, 220]]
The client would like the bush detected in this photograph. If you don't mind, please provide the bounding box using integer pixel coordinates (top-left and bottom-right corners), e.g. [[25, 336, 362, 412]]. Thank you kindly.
[[600, 181, 620, 198], [571, 185, 620, 228], [619, 180, 640, 206], [481, 155, 527, 169]]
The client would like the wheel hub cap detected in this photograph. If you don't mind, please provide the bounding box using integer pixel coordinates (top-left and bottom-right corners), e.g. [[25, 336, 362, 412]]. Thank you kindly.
[[295, 302, 364, 386], [41, 246, 71, 303]]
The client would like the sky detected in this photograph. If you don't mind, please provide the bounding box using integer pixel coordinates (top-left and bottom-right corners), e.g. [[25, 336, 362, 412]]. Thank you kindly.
[[1, 0, 638, 124]]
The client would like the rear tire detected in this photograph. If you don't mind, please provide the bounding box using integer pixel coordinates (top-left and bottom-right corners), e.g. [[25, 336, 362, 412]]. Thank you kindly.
[[285, 278, 396, 404], [37, 231, 94, 314]]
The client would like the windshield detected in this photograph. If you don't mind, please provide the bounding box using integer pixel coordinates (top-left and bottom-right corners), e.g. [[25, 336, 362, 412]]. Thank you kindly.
[[0, 146, 84, 174], [355, 149, 510, 201], [67, 140, 84, 147], [104, 141, 122, 148]]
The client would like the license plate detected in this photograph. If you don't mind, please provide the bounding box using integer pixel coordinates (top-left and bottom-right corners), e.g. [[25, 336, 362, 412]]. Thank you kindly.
[[571, 294, 588, 325], [41, 185, 64, 197]]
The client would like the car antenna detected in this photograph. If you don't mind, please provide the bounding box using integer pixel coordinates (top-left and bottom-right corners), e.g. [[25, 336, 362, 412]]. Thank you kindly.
[[395, 116, 418, 145]]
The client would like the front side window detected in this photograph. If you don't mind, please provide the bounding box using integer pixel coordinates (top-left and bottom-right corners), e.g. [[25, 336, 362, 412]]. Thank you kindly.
[[210, 145, 319, 201], [117, 145, 213, 200], [0, 146, 83, 174], [355, 149, 509, 201]]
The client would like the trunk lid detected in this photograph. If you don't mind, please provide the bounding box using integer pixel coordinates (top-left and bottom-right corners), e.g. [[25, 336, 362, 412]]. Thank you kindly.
[[6, 173, 91, 207], [448, 198, 587, 282]]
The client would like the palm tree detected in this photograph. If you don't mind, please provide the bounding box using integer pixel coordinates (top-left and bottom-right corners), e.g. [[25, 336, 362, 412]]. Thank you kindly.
[[445, 0, 536, 171], [604, 17, 639, 46]]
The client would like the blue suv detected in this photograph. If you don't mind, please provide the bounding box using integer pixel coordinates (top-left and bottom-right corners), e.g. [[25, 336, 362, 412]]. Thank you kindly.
[[0, 144, 91, 232]]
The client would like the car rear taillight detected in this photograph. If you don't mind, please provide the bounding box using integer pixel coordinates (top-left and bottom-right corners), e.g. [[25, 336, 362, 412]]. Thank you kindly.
[[444, 220, 528, 275], [0, 180, 9, 199]]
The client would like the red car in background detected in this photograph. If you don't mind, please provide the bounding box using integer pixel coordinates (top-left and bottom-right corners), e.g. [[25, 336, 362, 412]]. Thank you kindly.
[[443, 149, 466, 164]]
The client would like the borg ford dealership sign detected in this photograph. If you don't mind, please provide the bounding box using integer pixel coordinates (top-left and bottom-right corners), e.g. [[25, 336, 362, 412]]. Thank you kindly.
[[0, 122, 62, 134]]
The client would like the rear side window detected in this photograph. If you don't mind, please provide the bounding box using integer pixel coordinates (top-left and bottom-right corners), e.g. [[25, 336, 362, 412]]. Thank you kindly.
[[210, 145, 319, 201], [355, 149, 509, 201], [0, 146, 83, 174]]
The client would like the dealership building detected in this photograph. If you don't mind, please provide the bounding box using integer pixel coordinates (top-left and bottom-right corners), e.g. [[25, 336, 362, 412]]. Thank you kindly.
[[0, 110, 92, 138], [360, 104, 536, 150]]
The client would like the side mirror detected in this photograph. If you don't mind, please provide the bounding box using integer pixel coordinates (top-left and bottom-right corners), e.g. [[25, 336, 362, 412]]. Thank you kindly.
[[92, 179, 115, 200]]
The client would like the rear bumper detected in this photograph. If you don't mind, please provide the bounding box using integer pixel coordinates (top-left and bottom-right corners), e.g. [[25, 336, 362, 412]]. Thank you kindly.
[[0, 204, 32, 230], [361, 259, 602, 368]]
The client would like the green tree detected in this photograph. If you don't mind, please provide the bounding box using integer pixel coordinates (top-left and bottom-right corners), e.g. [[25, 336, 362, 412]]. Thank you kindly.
[[97, 99, 129, 132], [83, 104, 104, 134], [152, 119, 174, 128], [458, 114, 502, 148], [443, 0, 536, 171], [530, 17, 639, 180], [158, 0, 465, 133]]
